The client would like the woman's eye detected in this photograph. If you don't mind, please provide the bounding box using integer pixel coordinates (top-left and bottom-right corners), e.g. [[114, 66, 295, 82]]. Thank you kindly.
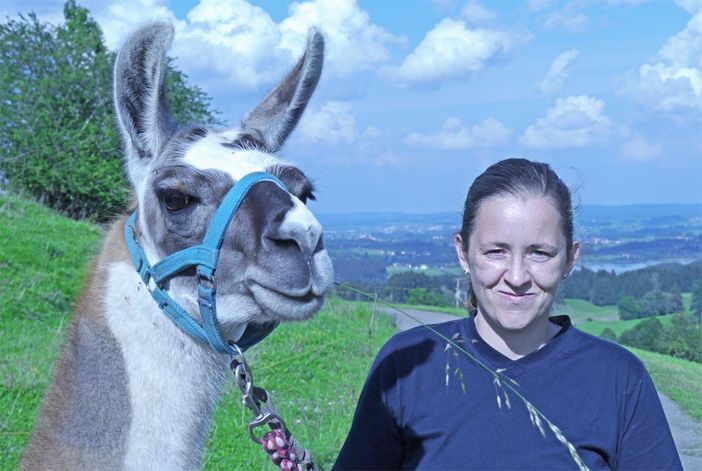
[[162, 191, 191, 211], [485, 249, 506, 258], [530, 250, 552, 261]]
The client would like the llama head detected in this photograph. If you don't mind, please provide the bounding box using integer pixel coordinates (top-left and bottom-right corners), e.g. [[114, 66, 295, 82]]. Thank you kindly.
[[113, 22, 333, 334]]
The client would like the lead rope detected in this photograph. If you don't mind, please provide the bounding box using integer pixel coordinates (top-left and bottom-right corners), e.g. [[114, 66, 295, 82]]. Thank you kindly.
[[229, 342, 317, 471]]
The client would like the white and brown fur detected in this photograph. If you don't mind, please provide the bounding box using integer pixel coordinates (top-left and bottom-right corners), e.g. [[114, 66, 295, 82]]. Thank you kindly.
[[21, 22, 333, 470]]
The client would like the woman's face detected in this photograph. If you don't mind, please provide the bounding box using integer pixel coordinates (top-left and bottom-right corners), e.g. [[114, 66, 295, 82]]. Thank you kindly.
[[455, 194, 579, 334]]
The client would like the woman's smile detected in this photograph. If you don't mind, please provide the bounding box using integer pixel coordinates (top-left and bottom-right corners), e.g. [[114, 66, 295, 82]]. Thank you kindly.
[[498, 290, 536, 305]]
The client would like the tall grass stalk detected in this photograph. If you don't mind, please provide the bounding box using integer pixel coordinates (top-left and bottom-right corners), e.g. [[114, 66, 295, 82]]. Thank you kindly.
[[336, 282, 590, 471]]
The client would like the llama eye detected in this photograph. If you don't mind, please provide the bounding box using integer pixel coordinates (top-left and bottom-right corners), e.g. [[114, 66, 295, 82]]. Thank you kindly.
[[162, 191, 191, 211], [299, 191, 316, 205]]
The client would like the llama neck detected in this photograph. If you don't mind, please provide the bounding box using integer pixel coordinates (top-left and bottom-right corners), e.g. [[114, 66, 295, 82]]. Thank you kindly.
[[104, 258, 230, 469]]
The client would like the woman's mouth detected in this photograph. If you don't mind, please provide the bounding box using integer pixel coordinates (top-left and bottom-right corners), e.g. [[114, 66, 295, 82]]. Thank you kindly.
[[498, 291, 536, 304]]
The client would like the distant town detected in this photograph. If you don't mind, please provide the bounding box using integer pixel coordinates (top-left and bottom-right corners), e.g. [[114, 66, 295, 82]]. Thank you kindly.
[[318, 203, 702, 284]]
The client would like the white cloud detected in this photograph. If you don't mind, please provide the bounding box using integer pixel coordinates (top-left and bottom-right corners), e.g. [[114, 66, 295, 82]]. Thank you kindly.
[[540, 49, 579, 95], [543, 11, 588, 32], [460, 0, 498, 26], [676, 0, 702, 13], [406, 117, 512, 149], [528, 0, 553, 12], [279, 0, 402, 77], [521, 95, 612, 148], [43, 0, 400, 90], [627, 10, 702, 111], [389, 18, 527, 84], [363, 126, 382, 139], [297, 101, 357, 146], [94, 0, 177, 50], [620, 134, 662, 161]]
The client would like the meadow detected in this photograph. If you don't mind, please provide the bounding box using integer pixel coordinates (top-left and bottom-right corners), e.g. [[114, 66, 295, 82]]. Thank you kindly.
[[2, 194, 701, 469], [0, 194, 398, 469]]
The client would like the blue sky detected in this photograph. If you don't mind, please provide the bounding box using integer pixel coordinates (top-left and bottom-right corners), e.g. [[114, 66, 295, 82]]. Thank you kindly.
[[3, 0, 702, 213]]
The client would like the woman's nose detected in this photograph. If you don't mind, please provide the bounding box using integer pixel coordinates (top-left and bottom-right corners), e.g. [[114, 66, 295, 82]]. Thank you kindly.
[[504, 257, 530, 289]]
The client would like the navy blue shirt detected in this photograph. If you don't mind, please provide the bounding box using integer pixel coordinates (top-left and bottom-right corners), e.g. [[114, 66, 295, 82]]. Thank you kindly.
[[334, 316, 682, 470]]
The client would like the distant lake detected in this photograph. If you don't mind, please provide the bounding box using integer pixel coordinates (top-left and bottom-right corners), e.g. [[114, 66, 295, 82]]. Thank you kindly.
[[576, 258, 699, 274]]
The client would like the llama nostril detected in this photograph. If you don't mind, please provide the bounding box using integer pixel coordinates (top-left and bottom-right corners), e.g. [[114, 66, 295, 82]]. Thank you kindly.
[[270, 237, 299, 252], [270, 200, 323, 256]]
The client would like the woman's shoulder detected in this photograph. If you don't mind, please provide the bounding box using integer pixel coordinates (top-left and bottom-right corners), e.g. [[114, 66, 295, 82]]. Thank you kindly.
[[566, 322, 648, 374]]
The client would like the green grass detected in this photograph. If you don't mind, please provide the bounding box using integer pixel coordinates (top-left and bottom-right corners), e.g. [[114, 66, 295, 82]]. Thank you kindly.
[[386, 266, 462, 277], [2, 194, 701, 468], [0, 194, 104, 467], [0, 194, 396, 469], [630, 347, 702, 421], [561, 298, 677, 337], [375, 301, 468, 317], [203, 298, 395, 470], [559, 298, 620, 324], [682, 292, 693, 313]]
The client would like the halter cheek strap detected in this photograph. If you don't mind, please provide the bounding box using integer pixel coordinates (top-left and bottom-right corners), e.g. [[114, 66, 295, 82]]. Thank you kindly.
[[124, 171, 288, 355]]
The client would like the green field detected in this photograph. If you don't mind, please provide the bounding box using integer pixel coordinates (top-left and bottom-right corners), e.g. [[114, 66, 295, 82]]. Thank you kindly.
[[632, 347, 702, 420], [563, 298, 678, 337], [2, 194, 701, 468], [0, 194, 398, 469], [203, 299, 395, 469]]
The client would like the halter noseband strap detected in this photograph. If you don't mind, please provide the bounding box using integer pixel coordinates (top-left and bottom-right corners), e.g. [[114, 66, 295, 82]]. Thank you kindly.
[[124, 171, 288, 355]]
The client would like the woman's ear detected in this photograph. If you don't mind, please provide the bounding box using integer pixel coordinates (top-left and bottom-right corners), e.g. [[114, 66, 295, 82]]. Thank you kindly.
[[454, 234, 470, 274], [564, 241, 580, 278]]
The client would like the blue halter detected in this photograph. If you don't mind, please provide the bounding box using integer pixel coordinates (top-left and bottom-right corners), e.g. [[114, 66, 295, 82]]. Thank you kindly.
[[124, 171, 288, 355]]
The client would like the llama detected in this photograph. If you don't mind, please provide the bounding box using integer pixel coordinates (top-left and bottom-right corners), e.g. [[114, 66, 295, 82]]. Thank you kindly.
[[21, 22, 333, 470]]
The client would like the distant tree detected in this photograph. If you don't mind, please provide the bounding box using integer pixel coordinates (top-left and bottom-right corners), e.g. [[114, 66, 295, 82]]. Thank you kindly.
[[0, 1, 220, 221], [588, 270, 619, 306], [640, 289, 667, 317], [560, 267, 595, 299], [617, 295, 642, 320], [600, 327, 618, 343], [661, 314, 702, 363], [619, 317, 665, 352], [563, 262, 702, 306], [692, 281, 702, 322], [664, 284, 684, 314], [406, 288, 444, 307]]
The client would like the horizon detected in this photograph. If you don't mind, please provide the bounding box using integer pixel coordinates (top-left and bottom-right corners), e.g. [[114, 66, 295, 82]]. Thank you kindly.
[[316, 201, 702, 216], [2, 0, 702, 213]]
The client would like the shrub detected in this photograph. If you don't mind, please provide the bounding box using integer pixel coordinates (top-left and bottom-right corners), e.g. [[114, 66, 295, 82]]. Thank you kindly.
[[0, 1, 219, 221], [600, 327, 618, 343]]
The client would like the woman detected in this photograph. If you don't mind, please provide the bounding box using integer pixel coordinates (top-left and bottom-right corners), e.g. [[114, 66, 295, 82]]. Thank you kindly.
[[334, 159, 681, 470]]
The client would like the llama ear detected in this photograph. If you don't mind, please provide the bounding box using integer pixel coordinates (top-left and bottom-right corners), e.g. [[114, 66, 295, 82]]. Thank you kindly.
[[114, 22, 176, 183], [241, 28, 324, 152]]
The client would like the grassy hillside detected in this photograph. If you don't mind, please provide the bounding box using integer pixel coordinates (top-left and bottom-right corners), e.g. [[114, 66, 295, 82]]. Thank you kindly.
[[1, 194, 700, 469], [0, 195, 104, 467], [632, 347, 702, 420], [203, 300, 395, 469], [563, 298, 680, 337], [0, 194, 397, 469]]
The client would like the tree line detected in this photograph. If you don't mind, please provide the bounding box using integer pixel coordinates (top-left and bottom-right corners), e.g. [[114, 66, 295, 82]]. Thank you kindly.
[[560, 261, 702, 320], [0, 1, 219, 221], [610, 315, 702, 364], [335, 270, 460, 307]]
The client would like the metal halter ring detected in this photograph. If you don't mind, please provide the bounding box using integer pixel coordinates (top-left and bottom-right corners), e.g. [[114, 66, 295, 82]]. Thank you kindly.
[[229, 342, 288, 443]]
